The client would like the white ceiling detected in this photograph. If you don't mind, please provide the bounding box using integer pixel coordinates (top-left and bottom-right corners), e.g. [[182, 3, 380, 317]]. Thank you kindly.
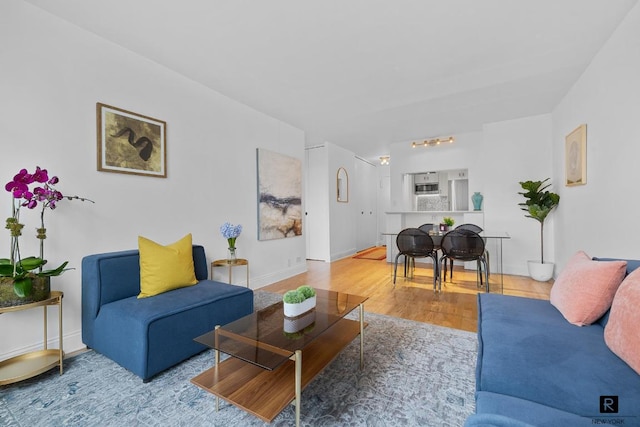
[[24, 0, 638, 161]]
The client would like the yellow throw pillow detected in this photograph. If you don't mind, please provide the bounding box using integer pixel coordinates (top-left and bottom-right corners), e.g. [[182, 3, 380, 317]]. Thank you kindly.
[[138, 233, 198, 298]]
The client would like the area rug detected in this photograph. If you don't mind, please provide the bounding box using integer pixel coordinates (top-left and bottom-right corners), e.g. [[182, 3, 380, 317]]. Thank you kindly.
[[0, 292, 477, 426], [353, 246, 387, 260]]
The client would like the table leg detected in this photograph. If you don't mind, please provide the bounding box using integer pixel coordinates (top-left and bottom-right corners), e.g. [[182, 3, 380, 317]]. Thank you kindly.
[[359, 303, 364, 370], [228, 266, 232, 285], [43, 306, 48, 350], [246, 261, 249, 288], [58, 296, 64, 375], [214, 325, 220, 412], [294, 349, 302, 427]]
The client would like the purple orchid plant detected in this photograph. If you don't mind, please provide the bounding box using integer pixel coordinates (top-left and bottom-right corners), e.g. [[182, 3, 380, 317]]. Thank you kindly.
[[1, 167, 92, 297]]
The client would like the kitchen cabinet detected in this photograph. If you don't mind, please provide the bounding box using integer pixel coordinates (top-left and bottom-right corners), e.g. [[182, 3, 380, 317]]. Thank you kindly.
[[439, 173, 449, 198], [448, 169, 467, 179], [414, 172, 439, 184]]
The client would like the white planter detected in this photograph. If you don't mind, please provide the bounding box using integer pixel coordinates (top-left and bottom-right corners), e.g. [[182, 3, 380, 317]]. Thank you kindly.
[[527, 261, 555, 282], [283, 310, 316, 333], [283, 296, 316, 318]]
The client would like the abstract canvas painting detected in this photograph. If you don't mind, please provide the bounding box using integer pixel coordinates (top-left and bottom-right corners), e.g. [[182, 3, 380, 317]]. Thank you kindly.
[[97, 103, 167, 177], [257, 148, 302, 240]]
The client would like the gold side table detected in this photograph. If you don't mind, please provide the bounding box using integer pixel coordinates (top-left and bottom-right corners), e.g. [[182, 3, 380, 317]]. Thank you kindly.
[[211, 259, 249, 287], [0, 291, 64, 385]]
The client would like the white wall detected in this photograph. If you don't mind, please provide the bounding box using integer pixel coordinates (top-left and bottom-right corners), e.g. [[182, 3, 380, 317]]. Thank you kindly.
[[327, 143, 357, 260], [377, 164, 391, 246], [481, 114, 554, 276], [552, 2, 640, 269], [0, 1, 306, 358]]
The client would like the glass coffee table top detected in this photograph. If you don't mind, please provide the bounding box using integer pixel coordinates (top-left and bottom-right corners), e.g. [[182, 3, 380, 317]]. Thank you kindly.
[[194, 289, 367, 371]]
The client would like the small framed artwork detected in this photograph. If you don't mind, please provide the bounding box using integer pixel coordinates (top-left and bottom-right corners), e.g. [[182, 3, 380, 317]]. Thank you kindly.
[[565, 124, 587, 186], [97, 103, 167, 177]]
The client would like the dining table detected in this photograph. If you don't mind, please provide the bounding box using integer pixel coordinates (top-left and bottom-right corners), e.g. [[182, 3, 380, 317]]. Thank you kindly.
[[381, 230, 510, 293]]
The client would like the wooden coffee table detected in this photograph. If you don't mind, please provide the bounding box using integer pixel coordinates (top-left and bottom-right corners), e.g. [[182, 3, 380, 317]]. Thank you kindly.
[[191, 289, 367, 426]]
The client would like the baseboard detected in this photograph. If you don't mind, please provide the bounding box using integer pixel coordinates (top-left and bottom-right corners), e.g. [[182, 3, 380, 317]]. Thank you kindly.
[[250, 264, 307, 290], [330, 248, 357, 262], [0, 329, 86, 361]]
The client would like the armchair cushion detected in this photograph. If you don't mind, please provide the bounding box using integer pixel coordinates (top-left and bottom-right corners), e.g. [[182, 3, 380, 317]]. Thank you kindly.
[[138, 233, 198, 298]]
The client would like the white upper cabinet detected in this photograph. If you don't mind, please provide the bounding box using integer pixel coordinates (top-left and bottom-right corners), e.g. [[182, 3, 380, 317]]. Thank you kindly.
[[448, 169, 467, 179], [414, 172, 439, 183]]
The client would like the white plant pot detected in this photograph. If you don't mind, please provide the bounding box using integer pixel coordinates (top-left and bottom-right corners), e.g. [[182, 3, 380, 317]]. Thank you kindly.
[[283, 310, 316, 333], [527, 261, 555, 282], [283, 296, 316, 318]]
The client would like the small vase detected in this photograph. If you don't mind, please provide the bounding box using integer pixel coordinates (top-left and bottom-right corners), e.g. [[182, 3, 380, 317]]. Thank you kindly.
[[472, 192, 484, 211], [228, 247, 237, 263]]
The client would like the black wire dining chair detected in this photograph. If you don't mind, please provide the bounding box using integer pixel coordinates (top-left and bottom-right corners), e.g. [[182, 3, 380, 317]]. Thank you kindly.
[[438, 229, 489, 292], [393, 228, 439, 290], [443, 224, 490, 282]]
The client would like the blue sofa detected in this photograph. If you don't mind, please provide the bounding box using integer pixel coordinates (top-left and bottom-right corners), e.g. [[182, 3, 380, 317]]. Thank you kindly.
[[82, 245, 253, 381], [466, 259, 640, 427]]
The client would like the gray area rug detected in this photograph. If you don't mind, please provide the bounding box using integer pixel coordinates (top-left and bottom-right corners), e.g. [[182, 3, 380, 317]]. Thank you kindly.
[[0, 291, 477, 426]]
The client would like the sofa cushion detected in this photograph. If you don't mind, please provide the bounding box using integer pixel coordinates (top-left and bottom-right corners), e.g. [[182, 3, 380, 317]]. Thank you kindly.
[[93, 280, 253, 379], [138, 233, 198, 298], [605, 268, 640, 375], [473, 392, 591, 427], [477, 294, 640, 418], [550, 251, 626, 326]]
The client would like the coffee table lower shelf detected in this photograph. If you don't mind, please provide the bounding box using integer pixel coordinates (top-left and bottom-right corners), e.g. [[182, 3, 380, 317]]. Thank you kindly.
[[191, 317, 365, 423]]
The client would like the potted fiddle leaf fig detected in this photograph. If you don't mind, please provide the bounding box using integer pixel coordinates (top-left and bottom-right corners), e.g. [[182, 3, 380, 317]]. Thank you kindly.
[[518, 178, 560, 281]]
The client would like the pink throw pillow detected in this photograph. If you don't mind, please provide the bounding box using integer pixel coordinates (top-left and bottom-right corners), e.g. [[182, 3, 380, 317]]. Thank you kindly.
[[605, 268, 640, 375], [550, 251, 626, 326]]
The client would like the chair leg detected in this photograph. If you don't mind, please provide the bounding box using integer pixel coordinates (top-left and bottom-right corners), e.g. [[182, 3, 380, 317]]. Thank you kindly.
[[483, 258, 490, 293], [485, 250, 491, 281], [449, 259, 453, 281], [393, 253, 402, 286], [437, 257, 446, 292], [431, 254, 439, 291]]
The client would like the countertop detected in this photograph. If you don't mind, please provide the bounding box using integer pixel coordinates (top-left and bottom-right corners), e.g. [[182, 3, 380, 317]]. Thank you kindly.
[[385, 210, 482, 214]]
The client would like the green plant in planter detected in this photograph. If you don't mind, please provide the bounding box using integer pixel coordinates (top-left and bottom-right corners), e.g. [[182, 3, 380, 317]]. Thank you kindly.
[[297, 285, 316, 299], [518, 178, 560, 264], [282, 285, 316, 304], [443, 217, 455, 227], [283, 290, 305, 304]]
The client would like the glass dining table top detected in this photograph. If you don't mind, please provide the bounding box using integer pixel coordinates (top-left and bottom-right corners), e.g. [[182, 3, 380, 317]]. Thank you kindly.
[[194, 289, 368, 371]]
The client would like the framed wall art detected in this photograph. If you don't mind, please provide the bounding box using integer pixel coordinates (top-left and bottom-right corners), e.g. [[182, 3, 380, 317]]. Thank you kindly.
[[256, 148, 302, 240], [565, 124, 587, 186], [97, 103, 167, 177]]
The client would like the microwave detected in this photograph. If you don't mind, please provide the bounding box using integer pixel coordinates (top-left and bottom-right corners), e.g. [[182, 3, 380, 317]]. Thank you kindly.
[[415, 183, 439, 194]]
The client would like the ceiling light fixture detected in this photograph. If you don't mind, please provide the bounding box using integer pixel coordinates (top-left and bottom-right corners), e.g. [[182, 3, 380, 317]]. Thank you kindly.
[[379, 156, 390, 165], [411, 136, 455, 148]]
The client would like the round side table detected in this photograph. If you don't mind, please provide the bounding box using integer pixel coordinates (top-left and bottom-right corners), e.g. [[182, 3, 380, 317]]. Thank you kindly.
[[211, 258, 249, 287]]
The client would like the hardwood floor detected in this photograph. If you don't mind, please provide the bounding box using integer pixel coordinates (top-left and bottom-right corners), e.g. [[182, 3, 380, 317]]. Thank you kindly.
[[261, 248, 553, 332]]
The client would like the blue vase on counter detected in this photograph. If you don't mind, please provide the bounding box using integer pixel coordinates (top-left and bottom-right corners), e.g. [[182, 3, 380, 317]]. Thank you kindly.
[[472, 192, 483, 211]]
